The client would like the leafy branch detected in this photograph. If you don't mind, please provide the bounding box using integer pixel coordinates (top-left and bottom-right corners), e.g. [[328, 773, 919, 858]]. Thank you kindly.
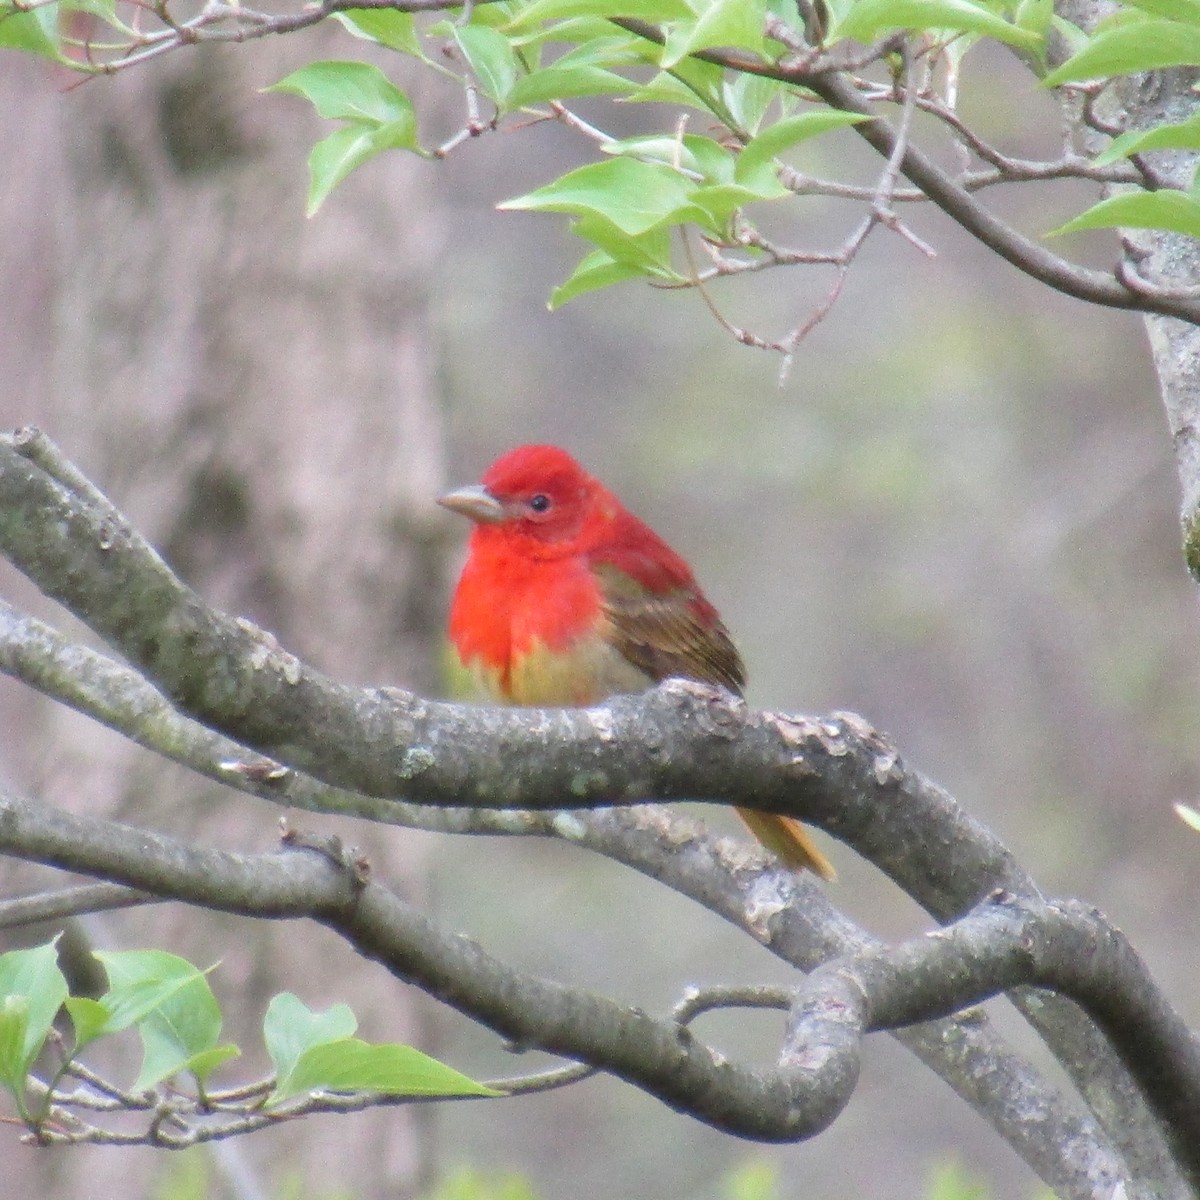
[[4, 0, 1200, 350], [0, 428, 1195, 1196], [0, 939, 501, 1149], [0, 782, 1194, 1188]]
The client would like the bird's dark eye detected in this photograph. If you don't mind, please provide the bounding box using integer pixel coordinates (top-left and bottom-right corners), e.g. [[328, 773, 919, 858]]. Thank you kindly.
[[529, 493, 551, 513]]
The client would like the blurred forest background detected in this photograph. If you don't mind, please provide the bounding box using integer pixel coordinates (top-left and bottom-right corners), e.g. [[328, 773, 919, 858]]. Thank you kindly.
[[1, 23, 1198, 1200]]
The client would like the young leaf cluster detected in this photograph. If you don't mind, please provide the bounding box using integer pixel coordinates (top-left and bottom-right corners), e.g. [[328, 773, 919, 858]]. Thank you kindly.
[[3, 0, 1200, 331], [0, 938, 496, 1147]]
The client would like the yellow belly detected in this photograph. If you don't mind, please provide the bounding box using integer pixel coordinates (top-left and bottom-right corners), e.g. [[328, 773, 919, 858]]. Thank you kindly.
[[472, 632, 654, 707]]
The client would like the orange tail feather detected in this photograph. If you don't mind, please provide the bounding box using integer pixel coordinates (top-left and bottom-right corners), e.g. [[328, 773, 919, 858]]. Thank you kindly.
[[735, 809, 837, 881]]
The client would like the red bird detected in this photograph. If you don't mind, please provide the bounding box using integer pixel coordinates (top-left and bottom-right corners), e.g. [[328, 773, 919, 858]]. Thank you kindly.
[[439, 444, 835, 880]]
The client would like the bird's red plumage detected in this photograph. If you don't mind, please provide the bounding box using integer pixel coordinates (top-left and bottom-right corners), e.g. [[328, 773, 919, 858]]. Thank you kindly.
[[448, 532, 607, 693], [440, 444, 836, 878], [448, 445, 723, 691]]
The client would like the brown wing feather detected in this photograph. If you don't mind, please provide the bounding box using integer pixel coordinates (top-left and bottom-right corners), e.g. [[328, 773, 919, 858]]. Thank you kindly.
[[592, 563, 835, 880], [592, 561, 745, 693]]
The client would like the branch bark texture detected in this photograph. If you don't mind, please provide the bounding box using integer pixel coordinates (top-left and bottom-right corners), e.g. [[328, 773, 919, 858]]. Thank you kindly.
[[0, 432, 1196, 1196], [0, 595, 1160, 1199], [0, 782, 1196, 1185]]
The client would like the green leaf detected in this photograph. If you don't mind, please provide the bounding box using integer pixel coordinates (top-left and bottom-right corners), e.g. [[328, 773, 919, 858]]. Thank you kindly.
[[1050, 189, 1200, 238], [139, 1040, 239, 1091], [548, 32, 646, 67], [831, 0, 1042, 51], [265, 61, 412, 125], [93, 949, 208, 1008], [570, 214, 680, 270], [661, 53, 728, 110], [456, 1, 517, 29], [505, 0, 690, 32], [661, 0, 767, 68], [1175, 801, 1200, 832], [549, 249, 647, 308], [626, 71, 722, 108], [1043, 18, 1200, 85], [98, 972, 216, 1036], [65, 997, 113, 1051], [1120, 0, 1200, 23], [1014, 0, 1053, 40], [640, 54, 734, 120], [1093, 113, 1200, 166], [503, 16, 628, 52], [265, 992, 495, 1105], [500, 157, 709, 235], [690, 181, 776, 225], [722, 71, 785, 136], [308, 127, 379, 215], [264, 992, 358, 1093], [1050, 14, 1090, 57], [453, 24, 519, 106], [272, 1038, 501, 1104], [507, 64, 632, 107], [735, 110, 868, 193], [820, 0, 857, 24], [335, 10, 429, 59], [304, 118, 418, 216], [602, 133, 735, 183], [185, 1044, 241, 1084], [0, 940, 68, 1085], [0, 3, 61, 59], [0, 997, 31, 1099], [95, 950, 224, 1091]]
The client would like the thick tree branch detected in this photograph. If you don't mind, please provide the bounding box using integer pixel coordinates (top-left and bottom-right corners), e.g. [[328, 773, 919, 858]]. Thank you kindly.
[[348, 802, 1200, 1181], [571, 809, 1179, 1200], [0, 883, 154, 929], [0, 787, 874, 1142], [0, 601, 1155, 1195], [1, 433, 1192, 1192], [0, 597, 436, 830], [0, 432, 1020, 919], [0, 602, 1162, 1196], [0, 785, 1195, 1186]]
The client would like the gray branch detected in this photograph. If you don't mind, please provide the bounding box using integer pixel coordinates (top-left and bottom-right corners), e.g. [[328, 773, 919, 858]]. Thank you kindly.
[[0, 785, 1195, 1187], [0, 431, 1196, 1194], [0, 433, 1019, 913], [0, 599, 1153, 1198], [0, 599, 1159, 1198]]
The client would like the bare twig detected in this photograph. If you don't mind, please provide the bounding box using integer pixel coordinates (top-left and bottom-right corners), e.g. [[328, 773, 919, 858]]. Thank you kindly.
[[0, 882, 155, 929], [867, 45, 937, 260], [672, 984, 792, 1025], [33, 0, 1200, 330], [548, 100, 617, 150]]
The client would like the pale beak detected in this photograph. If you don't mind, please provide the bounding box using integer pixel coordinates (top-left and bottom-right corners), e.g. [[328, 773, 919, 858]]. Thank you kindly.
[[438, 484, 506, 524]]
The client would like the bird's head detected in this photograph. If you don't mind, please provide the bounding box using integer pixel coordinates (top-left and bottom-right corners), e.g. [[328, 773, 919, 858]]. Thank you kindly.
[[439, 445, 612, 550]]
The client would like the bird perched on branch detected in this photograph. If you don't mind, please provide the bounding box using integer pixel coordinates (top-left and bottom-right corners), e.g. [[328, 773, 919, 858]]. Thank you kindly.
[[439, 443, 835, 880]]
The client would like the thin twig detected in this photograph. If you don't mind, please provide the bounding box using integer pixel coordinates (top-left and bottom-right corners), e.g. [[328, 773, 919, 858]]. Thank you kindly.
[[0, 882, 156, 930], [672, 984, 792, 1025], [868, 44, 937, 260]]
